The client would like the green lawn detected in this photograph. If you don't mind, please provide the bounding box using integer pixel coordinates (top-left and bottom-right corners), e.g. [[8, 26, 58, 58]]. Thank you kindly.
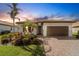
[[0, 45, 45, 56], [0, 34, 45, 56]]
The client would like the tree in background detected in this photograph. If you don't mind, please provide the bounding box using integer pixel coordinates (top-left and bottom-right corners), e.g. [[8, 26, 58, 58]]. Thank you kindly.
[[7, 3, 21, 32]]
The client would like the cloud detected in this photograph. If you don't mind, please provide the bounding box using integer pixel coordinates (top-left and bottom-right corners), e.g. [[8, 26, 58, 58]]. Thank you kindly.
[[0, 12, 13, 22], [0, 11, 35, 22]]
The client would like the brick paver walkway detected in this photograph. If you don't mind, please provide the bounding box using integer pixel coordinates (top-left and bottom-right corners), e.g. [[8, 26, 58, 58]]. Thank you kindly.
[[42, 37, 79, 56]]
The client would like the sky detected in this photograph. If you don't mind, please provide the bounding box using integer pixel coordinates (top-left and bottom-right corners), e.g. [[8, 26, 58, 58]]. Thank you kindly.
[[0, 3, 79, 22]]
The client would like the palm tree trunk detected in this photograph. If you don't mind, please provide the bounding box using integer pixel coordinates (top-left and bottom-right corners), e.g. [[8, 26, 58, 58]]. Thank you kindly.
[[13, 18, 15, 32]]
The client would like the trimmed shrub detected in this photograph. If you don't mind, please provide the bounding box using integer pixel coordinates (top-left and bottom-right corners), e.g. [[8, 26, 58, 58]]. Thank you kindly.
[[9, 32, 24, 46], [32, 39, 43, 45], [23, 33, 37, 44], [12, 39, 23, 46], [72, 31, 79, 39], [0, 32, 42, 46], [1, 35, 10, 45]]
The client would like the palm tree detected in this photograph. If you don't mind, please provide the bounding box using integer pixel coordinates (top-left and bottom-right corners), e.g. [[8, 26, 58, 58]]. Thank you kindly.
[[7, 3, 21, 32]]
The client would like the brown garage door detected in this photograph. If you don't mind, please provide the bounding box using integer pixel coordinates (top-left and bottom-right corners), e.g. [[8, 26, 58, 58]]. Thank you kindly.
[[47, 26, 68, 36]]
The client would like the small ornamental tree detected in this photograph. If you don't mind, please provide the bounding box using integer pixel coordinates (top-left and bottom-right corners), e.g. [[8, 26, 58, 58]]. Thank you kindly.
[[22, 20, 37, 45], [22, 20, 37, 34]]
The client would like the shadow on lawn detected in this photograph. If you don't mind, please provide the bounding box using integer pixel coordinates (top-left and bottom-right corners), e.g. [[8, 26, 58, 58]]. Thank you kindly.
[[20, 45, 45, 56]]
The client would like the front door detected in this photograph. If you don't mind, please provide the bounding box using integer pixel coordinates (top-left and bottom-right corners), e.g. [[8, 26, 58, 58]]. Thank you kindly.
[[37, 26, 42, 35]]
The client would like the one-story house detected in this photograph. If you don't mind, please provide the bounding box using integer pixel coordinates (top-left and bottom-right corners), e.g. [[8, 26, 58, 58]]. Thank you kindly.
[[16, 19, 78, 37], [0, 20, 19, 33], [72, 21, 79, 34]]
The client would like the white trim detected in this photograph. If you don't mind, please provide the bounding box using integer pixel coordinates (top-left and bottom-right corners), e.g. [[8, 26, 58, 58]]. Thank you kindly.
[[68, 26, 72, 37], [43, 25, 47, 36], [43, 23, 72, 37]]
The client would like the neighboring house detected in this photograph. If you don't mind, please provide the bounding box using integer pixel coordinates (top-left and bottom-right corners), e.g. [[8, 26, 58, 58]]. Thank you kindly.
[[16, 19, 78, 37], [0, 20, 19, 33], [72, 21, 79, 33]]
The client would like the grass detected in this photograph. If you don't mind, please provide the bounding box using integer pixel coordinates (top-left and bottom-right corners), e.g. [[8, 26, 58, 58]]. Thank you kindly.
[[0, 33, 45, 56], [0, 45, 45, 56]]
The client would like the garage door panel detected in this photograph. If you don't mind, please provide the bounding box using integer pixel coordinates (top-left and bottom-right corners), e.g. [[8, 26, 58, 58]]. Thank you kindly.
[[47, 26, 68, 36]]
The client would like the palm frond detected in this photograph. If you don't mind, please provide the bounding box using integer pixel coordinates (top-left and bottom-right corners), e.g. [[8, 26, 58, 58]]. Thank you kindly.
[[15, 17, 20, 21], [6, 4, 13, 9], [12, 3, 18, 7], [23, 20, 37, 28]]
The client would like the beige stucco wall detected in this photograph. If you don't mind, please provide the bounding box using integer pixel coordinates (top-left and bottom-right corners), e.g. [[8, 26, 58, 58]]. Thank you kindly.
[[72, 28, 79, 33], [43, 23, 73, 37], [17, 22, 74, 37], [72, 21, 79, 33], [11, 27, 19, 32], [17, 24, 23, 33], [17, 24, 37, 34]]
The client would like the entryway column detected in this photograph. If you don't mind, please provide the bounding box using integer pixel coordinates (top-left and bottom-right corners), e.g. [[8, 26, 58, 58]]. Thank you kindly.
[[68, 26, 72, 37], [43, 25, 47, 36]]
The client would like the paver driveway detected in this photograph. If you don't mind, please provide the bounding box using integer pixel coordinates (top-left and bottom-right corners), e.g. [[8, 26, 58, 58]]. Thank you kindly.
[[41, 37, 79, 56]]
